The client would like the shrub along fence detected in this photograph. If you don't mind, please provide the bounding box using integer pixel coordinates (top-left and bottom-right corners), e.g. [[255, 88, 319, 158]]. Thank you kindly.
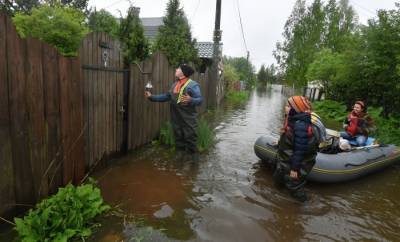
[[0, 14, 222, 219]]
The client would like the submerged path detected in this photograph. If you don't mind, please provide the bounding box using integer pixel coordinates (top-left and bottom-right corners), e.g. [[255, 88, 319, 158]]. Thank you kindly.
[[91, 85, 400, 242]]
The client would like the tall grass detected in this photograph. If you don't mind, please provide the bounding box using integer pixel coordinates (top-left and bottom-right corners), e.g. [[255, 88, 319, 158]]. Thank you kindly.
[[225, 90, 250, 105], [158, 119, 214, 152], [159, 122, 175, 146], [196, 118, 214, 152]]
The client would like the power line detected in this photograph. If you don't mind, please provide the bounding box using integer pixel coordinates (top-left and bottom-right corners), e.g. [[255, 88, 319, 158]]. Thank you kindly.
[[191, 0, 201, 20], [349, 0, 376, 16], [105, 0, 127, 9], [235, 0, 248, 55]]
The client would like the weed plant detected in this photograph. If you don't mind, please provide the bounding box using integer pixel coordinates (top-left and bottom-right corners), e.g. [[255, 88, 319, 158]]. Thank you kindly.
[[14, 181, 110, 242]]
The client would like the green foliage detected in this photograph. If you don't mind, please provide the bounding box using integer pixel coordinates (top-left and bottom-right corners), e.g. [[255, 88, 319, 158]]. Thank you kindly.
[[153, 0, 198, 67], [223, 56, 256, 88], [223, 63, 239, 91], [367, 107, 400, 145], [159, 121, 175, 147], [12, 4, 89, 56], [88, 9, 119, 37], [1, 0, 89, 16], [14, 182, 110, 242], [313, 99, 347, 122], [225, 90, 250, 105], [257, 65, 268, 84], [274, 0, 356, 87], [313, 99, 400, 145], [119, 6, 150, 66], [0, 0, 40, 15], [196, 118, 214, 152], [47, 0, 89, 14]]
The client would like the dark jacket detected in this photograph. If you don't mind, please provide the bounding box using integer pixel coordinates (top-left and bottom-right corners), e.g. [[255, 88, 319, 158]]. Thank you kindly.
[[148, 79, 203, 106], [278, 112, 319, 172]]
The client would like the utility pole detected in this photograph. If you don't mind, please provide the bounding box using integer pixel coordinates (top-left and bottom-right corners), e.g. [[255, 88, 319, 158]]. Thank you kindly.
[[209, 0, 222, 107]]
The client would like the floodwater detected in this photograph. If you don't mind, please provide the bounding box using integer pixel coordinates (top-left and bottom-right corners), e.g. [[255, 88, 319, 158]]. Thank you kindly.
[[90, 85, 400, 242]]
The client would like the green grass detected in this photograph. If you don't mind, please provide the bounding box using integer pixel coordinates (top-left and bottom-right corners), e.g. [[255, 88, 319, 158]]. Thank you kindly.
[[158, 122, 175, 147], [196, 118, 214, 152], [225, 90, 250, 105], [158, 119, 214, 152]]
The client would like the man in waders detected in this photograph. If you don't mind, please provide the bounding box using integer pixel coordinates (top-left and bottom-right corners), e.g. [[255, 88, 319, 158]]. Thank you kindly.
[[145, 64, 203, 161]]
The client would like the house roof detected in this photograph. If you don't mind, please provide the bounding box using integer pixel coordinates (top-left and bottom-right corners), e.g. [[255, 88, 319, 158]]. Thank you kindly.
[[141, 17, 163, 41], [140, 18, 223, 59], [195, 42, 223, 59]]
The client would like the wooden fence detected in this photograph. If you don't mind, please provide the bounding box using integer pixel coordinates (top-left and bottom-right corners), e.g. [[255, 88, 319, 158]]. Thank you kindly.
[[0, 15, 85, 218], [0, 14, 222, 219]]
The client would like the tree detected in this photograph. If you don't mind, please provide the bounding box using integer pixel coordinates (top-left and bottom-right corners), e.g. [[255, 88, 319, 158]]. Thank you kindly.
[[265, 64, 278, 83], [47, 0, 89, 13], [257, 65, 268, 84], [324, 0, 357, 52], [1, 0, 89, 15], [12, 4, 89, 56], [360, 6, 400, 115], [274, 0, 325, 86], [1, 0, 40, 15], [119, 6, 150, 67], [88, 9, 119, 37], [223, 63, 240, 91], [223, 56, 256, 88], [153, 0, 198, 67]]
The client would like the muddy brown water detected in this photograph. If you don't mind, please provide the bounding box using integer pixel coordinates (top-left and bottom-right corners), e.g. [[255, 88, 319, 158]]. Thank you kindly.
[[90, 86, 400, 242], [3, 85, 399, 242]]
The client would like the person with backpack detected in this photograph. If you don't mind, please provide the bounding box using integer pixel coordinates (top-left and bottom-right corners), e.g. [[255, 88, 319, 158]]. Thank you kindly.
[[145, 64, 203, 161], [273, 96, 323, 202]]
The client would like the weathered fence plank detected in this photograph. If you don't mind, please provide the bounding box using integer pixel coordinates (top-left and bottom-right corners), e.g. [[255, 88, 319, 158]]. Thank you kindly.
[[42, 43, 62, 194], [26, 38, 47, 199], [0, 14, 15, 217], [6, 16, 35, 207]]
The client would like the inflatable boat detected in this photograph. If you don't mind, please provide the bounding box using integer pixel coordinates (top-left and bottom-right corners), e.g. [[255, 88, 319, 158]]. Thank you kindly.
[[254, 135, 400, 183]]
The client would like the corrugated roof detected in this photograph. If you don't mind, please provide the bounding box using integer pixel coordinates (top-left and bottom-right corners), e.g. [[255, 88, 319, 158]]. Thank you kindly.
[[195, 42, 223, 59], [141, 17, 163, 41], [141, 17, 163, 26]]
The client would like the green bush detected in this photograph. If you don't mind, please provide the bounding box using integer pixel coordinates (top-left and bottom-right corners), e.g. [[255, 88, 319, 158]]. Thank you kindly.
[[13, 4, 89, 56], [313, 99, 400, 145], [225, 90, 250, 105], [313, 100, 347, 122], [196, 118, 214, 152], [14, 182, 110, 242]]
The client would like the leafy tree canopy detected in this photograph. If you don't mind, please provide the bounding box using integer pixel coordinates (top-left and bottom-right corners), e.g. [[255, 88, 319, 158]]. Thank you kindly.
[[118, 6, 150, 66], [13, 4, 89, 56], [88, 9, 119, 37], [153, 0, 198, 67]]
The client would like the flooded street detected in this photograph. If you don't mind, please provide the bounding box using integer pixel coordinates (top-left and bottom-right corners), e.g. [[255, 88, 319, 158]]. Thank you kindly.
[[91, 85, 400, 242]]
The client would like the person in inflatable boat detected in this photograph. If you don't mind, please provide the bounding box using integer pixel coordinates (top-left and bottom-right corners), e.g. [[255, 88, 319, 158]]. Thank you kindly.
[[274, 96, 325, 202], [340, 101, 375, 147]]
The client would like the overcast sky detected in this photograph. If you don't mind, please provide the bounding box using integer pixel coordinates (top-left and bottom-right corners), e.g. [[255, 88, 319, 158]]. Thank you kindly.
[[88, 0, 397, 70]]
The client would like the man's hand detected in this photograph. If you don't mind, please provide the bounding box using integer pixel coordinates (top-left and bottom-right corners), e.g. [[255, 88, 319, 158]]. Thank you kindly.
[[145, 91, 152, 98], [289, 170, 298, 179], [180, 93, 192, 104]]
